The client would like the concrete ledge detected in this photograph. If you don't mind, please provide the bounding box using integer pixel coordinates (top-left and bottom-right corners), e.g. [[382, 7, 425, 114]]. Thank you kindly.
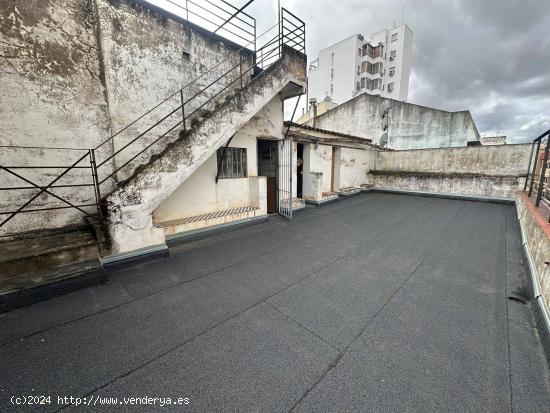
[[0, 260, 105, 313], [166, 215, 268, 245], [370, 170, 523, 180], [101, 243, 169, 270], [305, 196, 340, 206], [369, 188, 515, 205]]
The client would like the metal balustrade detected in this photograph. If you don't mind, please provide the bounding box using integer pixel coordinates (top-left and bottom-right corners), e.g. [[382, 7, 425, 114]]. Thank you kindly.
[[524, 129, 550, 222]]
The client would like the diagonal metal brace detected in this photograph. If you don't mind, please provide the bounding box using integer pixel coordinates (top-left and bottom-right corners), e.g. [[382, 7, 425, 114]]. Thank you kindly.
[[0, 152, 90, 229], [0, 166, 92, 216]]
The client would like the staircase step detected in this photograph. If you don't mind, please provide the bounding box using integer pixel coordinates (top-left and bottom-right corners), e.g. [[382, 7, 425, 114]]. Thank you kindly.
[[0, 259, 104, 313], [160, 206, 262, 237], [0, 229, 100, 280]]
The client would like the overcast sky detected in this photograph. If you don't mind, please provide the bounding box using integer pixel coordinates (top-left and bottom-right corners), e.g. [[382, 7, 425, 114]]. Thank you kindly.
[[152, 0, 550, 143]]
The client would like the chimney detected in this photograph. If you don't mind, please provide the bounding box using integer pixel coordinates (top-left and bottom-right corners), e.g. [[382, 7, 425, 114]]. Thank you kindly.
[[309, 97, 317, 127]]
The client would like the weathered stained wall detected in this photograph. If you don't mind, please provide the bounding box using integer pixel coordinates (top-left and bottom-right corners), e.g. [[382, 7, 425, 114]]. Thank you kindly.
[[0, 0, 253, 236], [314, 92, 480, 149], [0, 0, 110, 149], [371, 144, 532, 199], [516, 192, 550, 334], [376, 144, 531, 176], [95, 0, 252, 182], [339, 147, 376, 188], [0, 0, 110, 236]]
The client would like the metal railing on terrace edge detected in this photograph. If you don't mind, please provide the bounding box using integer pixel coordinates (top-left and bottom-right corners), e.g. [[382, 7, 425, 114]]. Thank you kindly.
[[0, 8, 306, 233], [153, 0, 256, 50], [524, 128, 550, 222]]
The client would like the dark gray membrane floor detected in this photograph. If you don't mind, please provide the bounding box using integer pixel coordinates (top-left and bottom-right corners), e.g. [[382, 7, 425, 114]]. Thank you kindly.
[[0, 194, 549, 412]]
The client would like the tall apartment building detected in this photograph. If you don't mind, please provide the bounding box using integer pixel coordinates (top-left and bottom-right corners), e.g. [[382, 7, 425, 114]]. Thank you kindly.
[[308, 24, 413, 105]]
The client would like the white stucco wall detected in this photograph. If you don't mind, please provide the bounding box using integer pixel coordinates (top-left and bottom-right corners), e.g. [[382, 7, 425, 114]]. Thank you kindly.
[[339, 147, 376, 188], [152, 96, 282, 222], [309, 144, 333, 194]]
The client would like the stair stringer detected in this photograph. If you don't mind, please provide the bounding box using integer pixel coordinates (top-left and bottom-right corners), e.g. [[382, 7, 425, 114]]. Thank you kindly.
[[106, 47, 306, 255]]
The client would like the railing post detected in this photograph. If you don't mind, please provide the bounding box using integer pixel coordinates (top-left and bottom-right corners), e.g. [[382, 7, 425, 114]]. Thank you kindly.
[[279, 8, 283, 55], [89, 149, 103, 222], [524, 140, 536, 191], [535, 135, 549, 207], [180, 90, 186, 131], [528, 138, 542, 197]]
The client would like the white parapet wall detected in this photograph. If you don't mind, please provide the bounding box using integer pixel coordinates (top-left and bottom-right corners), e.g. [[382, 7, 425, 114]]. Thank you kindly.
[[371, 144, 532, 200]]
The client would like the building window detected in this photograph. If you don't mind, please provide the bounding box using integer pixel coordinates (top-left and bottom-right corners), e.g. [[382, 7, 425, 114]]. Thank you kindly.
[[361, 61, 366, 73], [391, 33, 398, 42], [358, 48, 362, 56], [356, 81, 360, 91], [361, 77, 365, 89], [366, 61, 383, 75], [357, 65, 360, 75], [331, 52, 334, 66], [389, 50, 397, 61], [364, 44, 383, 58], [387, 83, 394, 93], [331, 68, 334, 80], [217, 147, 247, 179], [330, 84, 334, 94], [389, 67, 395, 77]]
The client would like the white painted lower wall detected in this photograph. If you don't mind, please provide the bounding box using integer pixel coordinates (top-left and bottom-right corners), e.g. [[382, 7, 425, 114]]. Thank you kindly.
[[152, 96, 283, 233], [339, 147, 376, 188], [301, 143, 376, 201]]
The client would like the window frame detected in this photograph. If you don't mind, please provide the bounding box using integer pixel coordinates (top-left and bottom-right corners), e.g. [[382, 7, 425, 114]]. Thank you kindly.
[[217, 147, 248, 179]]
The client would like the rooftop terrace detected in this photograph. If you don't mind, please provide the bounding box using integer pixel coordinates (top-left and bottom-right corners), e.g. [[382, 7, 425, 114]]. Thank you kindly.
[[1, 193, 549, 411]]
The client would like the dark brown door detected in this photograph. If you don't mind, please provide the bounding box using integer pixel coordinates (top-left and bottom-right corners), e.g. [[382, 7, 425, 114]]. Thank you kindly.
[[266, 176, 276, 213], [258, 139, 278, 213]]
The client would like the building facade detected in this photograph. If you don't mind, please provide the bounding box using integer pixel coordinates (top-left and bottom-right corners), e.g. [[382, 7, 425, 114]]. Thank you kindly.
[[308, 24, 413, 105]]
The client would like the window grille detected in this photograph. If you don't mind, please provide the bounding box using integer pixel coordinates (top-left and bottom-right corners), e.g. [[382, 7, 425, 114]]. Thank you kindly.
[[217, 147, 247, 179]]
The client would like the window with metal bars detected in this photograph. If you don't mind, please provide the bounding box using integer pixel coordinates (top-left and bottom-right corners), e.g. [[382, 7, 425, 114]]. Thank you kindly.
[[217, 147, 247, 179]]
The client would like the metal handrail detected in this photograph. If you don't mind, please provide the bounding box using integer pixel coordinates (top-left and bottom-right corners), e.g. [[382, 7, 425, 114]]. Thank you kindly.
[[96, 34, 284, 186], [163, 0, 255, 45], [93, 21, 278, 153], [525, 129, 550, 222], [94, 9, 305, 187]]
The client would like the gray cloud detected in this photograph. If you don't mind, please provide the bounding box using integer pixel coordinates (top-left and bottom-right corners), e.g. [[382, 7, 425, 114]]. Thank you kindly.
[[247, 0, 550, 142]]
